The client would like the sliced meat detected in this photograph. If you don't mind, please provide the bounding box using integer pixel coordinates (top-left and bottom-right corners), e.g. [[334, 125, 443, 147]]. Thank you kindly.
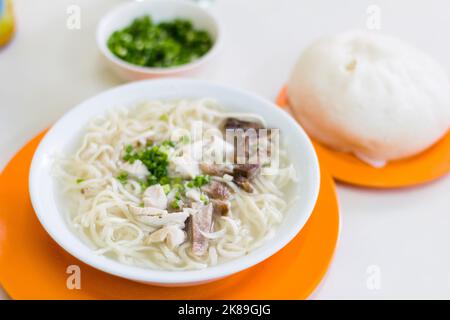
[[223, 118, 274, 141], [223, 118, 264, 165], [233, 175, 254, 193], [128, 205, 189, 227], [211, 199, 231, 216], [145, 225, 186, 250], [201, 180, 232, 200], [135, 212, 189, 227], [185, 188, 202, 203], [121, 159, 149, 180], [189, 203, 213, 256], [233, 164, 261, 180], [223, 117, 274, 143], [223, 118, 275, 165], [229, 164, 260, 193], [128, 205, 167, 216], [226, 130, 258, 164], [199, 163, 233, 177], [222, 118, 266, 193], [223, 118, 264, 131], [143, 184, 168, 209], [170, 153, 200, 179]]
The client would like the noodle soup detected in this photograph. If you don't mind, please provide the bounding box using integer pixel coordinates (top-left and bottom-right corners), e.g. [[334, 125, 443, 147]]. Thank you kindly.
[[55, 99, 298, 270]]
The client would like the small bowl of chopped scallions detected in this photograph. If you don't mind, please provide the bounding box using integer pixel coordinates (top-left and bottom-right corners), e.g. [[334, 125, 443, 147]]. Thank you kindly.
[[97, 0, 222, 80]]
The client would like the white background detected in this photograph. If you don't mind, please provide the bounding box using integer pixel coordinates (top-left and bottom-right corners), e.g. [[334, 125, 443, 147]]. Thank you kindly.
[[1, 0, 449, 299]]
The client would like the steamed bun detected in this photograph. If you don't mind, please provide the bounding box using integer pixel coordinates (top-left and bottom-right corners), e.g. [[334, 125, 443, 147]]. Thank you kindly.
[[287, 30, 450, 166]]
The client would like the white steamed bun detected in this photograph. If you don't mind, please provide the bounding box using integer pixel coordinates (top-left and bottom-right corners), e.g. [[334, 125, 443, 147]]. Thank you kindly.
[[287, 30, 450, 166]]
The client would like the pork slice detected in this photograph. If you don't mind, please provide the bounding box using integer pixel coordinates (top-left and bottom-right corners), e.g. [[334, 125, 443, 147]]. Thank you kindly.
[[143, 184, 168, 209], [223, 118, 264, 131], [201, 180, 232, 200], [233, 164, 261, 180], [146, 225, 186, 250], [189, 203, 213, 256], [199, 163, 233, 177], [224, 117, 276, 165], [120, 159, 149, 180], [233, 175, 254, 193], [129, 205, 189, 227], [211, 199, 231, 216], [223, 118, 273, 140], [229, 164, 260, 193], [224, 118, 268, 165]]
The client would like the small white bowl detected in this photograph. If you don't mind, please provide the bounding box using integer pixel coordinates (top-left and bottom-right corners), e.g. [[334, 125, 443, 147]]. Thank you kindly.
[[96, 0, 222, 81], [29, 79, 320, 286]]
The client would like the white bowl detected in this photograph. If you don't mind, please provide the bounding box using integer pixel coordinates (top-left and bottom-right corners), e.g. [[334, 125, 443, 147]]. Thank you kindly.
[[97, 0, 222, 81], [29, 79, 320, 286]]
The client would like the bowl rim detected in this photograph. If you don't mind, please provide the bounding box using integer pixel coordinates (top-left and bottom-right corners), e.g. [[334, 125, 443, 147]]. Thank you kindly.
[[29, 79, 320, 285], [96, 0, 223, 75]]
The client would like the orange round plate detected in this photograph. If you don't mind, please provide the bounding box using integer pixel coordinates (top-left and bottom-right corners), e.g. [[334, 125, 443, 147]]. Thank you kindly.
[[0, 131, 340, 299], [277, 86, 450, 188]]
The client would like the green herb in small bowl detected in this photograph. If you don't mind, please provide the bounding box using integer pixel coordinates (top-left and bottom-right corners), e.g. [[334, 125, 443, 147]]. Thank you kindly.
[[107, 15, 213, 69], [97, 1, 221, 80]]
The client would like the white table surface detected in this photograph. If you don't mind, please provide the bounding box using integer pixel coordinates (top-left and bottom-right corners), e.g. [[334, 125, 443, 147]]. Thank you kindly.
[[1, 0, 449, 300]]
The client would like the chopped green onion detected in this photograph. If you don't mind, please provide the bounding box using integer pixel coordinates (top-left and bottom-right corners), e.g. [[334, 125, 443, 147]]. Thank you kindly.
[[170, 199, 182, 210], [139, 179, 149, 191], [159, 176, 170, 185], [199, 193, 208, 205], [116, 172, 128, 184], [180, 135, 190, 144], [123, 143, 170, 184], [193, 175, 210, 187], [125, 145, 133, 153], [162, 184, 171, 194], [161, 140, 176, 148]]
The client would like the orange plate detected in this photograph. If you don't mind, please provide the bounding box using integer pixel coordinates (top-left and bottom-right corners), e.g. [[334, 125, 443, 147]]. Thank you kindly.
[[277, 86, 450, 188], [0, 131, 340, 299]]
